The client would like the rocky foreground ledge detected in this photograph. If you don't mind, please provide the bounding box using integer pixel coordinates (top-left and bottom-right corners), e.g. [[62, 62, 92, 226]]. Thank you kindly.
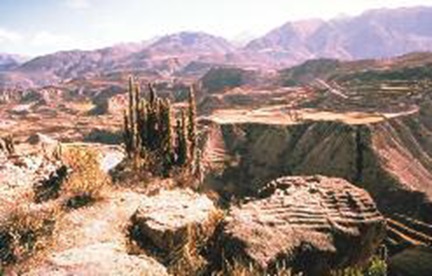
[[128, 176, 385, 275]]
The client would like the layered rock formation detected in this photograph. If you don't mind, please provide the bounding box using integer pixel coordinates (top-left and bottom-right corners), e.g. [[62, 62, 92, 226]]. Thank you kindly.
[[385, 213, 432, 254], [220, 176, 385, 274], [202, 106, 432, 223]]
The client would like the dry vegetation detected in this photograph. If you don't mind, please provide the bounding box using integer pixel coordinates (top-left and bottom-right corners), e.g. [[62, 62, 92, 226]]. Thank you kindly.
[[0, 206, 60, 269], [57, 145, 111, 208], [0, 142, 114, 273], [0, 72, 406, 275]]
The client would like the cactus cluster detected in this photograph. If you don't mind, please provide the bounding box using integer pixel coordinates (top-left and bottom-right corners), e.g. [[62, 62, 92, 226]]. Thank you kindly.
[[123, 76, 198, 177]]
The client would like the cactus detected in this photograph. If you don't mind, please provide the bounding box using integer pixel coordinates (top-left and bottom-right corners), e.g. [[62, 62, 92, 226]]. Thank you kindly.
[[187, 86, 197, 166], [174, 110, 189, 167], [160, 98, 174, 176], [123, 76, 199, 178], [125, 77, 141, 157], [123, 110, 132, 158]]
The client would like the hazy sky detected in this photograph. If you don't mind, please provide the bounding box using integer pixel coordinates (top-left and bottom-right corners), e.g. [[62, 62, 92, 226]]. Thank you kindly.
[[0, 0, 431, 56]]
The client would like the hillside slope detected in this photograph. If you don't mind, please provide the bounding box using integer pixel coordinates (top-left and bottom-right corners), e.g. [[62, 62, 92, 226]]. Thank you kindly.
[[202, 106, 432, 223]]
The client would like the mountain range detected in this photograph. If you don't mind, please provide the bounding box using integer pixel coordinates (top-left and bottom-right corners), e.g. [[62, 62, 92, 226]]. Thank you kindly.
[[2, 5, 432, 89]]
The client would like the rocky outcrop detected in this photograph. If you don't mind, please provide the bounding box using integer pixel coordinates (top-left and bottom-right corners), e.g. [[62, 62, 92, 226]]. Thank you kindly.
[[0, 152, 66, 266], [130, 189, 220, 255], [0, 153, 64, 211], [202, 107, 432, 222], [219, 176, 385, 274], [22, 242, 168, 276]]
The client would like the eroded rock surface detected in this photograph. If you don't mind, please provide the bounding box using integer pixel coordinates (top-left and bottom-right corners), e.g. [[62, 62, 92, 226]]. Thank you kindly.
[[0, 153, 64, 212], [203, 107, 432, 223], [131, 189, 220, 253], [23, 242, 168, 276], [221, 176, 386, 274]]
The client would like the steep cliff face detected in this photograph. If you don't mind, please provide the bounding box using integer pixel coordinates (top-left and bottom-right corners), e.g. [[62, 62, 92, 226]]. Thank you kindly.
[[202, 109, 432, 222]]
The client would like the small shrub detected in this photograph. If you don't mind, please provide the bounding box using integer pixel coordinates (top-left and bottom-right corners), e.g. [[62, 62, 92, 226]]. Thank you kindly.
[[331, 256, 387, 276], [58, 145, 111, 208], [0, 207, 59, 266], [364, 256, 387, 276], [33, 165, 68, 203], [64, 192, 96, 210], [0, 135, 15, 156], [215, 259, 295, 276]]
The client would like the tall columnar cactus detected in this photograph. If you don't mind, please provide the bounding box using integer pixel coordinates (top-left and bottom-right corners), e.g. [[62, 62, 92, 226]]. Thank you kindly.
[[174, 110, 189, 167], [149, 83, 156, 105], [123, 110, 132, 158], [123, 76, 199, 177], [127, 77, 136, 152], [160, 98, 174, 175], [187, 86, 197, 165]]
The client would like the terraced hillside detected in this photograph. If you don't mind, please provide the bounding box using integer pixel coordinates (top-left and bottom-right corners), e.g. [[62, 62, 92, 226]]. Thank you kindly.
[[221, 176, 385, 274], [280, 53, 432, 114], [385, 213, 432, 254], [312, 77, 432, 114]]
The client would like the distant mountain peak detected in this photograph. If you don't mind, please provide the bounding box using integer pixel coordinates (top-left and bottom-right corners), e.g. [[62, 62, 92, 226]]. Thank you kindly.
[[0, 53, 29, 71], [148, 31, 236, 56], [152, 31, 235, 48], [245, 5, 432, 63], [2, 5, 432, 89]]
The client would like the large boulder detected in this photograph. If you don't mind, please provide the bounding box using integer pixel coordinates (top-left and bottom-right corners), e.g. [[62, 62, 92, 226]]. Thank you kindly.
[[220, 176, 386, 274], [130, 189, 220, 254]]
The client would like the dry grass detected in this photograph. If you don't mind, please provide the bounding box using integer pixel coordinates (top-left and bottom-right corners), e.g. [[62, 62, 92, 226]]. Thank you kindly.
[[67, 101, 95, 114], [211, 255, 386, 276], [172, 167, 201, 191], [0, 205, 61, 267], [331, 256, 387, 276], [217, 260, 296, 276], [111, 158, 155, 187], [112, 157, 204, 195], [127, 207, 224, 276], [167, 209, 224, 276], [57, 145, 111, 208]]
